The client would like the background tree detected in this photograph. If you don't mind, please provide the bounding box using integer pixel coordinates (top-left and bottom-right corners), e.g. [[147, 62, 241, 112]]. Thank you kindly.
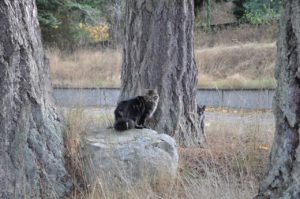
[[36, 0, 125, 50], [119, 0, 203, 145], [254, 0, 300, 198], [0, 0, 72, 198], [37, 0, 103, 50]]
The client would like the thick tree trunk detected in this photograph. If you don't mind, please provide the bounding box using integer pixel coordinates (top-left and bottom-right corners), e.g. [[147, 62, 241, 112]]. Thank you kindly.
[[0, 1, 72, 198], [255, 1, 300, 198], [120, 0, 203, 146]]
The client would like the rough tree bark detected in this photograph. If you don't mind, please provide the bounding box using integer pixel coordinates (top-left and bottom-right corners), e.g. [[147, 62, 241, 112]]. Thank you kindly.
[[119, 0, 203, 146], [254, 1, 300, 199], [0, 1, 72, 198], [108, 0, 124, 47]]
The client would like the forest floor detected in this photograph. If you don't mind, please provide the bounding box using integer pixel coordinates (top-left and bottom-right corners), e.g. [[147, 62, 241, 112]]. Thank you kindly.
[[49, 23, 278, 89], [63, 107, 274, 199]]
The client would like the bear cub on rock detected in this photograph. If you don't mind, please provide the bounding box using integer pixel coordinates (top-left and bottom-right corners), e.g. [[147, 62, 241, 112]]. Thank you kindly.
[[114, 89, 159, 131]]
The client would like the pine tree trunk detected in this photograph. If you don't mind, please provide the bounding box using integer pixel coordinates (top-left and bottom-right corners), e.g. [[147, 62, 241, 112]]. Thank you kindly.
[[0, 1, 72, 198], [254, 1, 300, 198], [119, 0, 203, 146]]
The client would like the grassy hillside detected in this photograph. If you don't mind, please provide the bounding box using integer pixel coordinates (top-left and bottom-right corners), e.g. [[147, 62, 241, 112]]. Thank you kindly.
[[49, 23, 278, 89], [196, 43, 276, 88]]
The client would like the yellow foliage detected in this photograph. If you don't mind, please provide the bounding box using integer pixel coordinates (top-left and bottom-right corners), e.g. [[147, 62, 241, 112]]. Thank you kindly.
[[79, 23, 110, 42]]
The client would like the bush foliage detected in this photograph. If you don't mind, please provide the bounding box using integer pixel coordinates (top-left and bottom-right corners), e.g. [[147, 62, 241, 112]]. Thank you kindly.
[[37, 0, 123, 51], [233, 0, 282, 24], [37, 0, 282, 50]]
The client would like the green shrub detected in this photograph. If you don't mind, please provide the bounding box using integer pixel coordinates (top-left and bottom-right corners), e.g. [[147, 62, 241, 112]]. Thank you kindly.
[[37, 0, 116, 51], [233, 0, 282, 24]]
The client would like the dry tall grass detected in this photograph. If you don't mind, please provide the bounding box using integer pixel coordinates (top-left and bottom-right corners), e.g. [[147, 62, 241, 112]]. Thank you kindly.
[[49, 49, 121, 88], [196, 43, 276, 88], [64, 108, 90, 195], [194, 23, 278, 47], [63, 108, 274, 199], [48, 23, 278, 89], [48, 42, 276, 89]]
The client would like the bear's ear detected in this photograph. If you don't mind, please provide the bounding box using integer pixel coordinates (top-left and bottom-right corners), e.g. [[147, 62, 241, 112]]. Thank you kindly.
[[152, 89, 158, 96], [145, 89, 158, 95]]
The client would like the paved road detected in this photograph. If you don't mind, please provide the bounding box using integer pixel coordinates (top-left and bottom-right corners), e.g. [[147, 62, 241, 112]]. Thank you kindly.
[[61, 107, 275, 127], [54, 88, 275, 109], [205, 111, 274, 126]]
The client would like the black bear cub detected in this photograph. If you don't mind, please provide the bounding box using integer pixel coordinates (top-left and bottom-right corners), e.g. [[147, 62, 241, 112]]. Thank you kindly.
[[197, 105, 206, 134], [114, 89, 159, 131]]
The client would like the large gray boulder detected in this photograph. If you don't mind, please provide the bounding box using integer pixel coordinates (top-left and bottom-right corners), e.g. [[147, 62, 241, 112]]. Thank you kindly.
[[81, 127, 178, 194]]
